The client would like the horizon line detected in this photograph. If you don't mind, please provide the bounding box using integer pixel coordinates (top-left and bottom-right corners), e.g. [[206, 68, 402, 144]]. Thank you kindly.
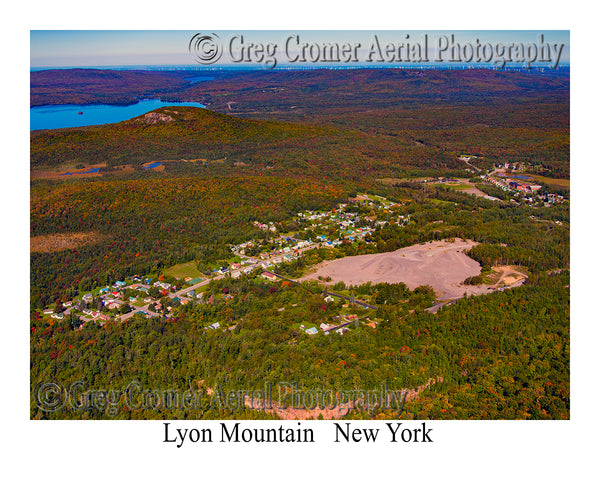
[[30, 63, 571, 71]]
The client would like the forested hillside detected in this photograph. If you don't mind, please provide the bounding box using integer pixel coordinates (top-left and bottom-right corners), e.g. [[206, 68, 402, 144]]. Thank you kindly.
[[31, 271, 569, 420]]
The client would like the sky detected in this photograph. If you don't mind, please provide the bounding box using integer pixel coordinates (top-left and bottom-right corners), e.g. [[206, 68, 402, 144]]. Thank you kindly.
[[30, 30, 570, 68]]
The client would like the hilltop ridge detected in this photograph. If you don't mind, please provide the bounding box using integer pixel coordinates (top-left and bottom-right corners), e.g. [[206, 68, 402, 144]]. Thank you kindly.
[[30, 106, 335, 169]]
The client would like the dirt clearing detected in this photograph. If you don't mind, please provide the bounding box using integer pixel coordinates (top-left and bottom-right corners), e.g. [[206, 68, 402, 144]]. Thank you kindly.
[[493, 265, 528, 287], [30, 231, 108, 253], [301, 238, 492, 300]]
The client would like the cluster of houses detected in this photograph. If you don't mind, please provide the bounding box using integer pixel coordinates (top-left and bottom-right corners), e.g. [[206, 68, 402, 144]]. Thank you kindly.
[[296, 197, 408, 245], [299, 314, 361, 337], [252, 221, 277, 233], [216, 261, 262, 279], [228, 195, 411, 275], [484, 175, 513, 192], [41, 193, 406, 332], [44, 288, 115, 326], [299, 323, 351, 336], [507, 180, 542, 193], [540, 192, 565, 206], [42, 276, 179, 325], [232, 238, 310, 261], [483, 174, 543, 195], [483, 172, 566, 207]]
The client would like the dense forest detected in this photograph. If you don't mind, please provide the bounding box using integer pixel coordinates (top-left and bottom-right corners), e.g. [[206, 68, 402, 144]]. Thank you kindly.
[[30, 69, 194, 107], [31, 271, 569, 420], [30, 67, 569, 420], [31, 67, 570, 112], [30, 175, 347, 306]]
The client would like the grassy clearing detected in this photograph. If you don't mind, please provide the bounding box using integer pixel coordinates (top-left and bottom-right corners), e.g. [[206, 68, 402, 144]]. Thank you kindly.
[[482, 270, 503, 285], [449, 182, 470, 188], [500, 173, 570, 190], [132, 298, 147, 307], [444, 183, 471, 190], [30, 231, 108, 254], [375, 177, 433, 184], [528, 174, 570, 189], [164, 261, 203, 280], [191, 284, 209, 296], [429, 198, 455, 206]]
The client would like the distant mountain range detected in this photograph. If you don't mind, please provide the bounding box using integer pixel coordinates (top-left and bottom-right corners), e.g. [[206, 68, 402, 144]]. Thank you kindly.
[[30, 68, 569, 178], [31, 67, 569, 113]]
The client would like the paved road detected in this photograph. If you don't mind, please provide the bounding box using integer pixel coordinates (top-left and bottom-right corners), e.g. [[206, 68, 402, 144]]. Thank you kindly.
[[168, 277, 212, 299], [119, 302, 161, 321], [462, 159, 482, 172], [269, 271, 378, 310], [117, 233, 369, 321]]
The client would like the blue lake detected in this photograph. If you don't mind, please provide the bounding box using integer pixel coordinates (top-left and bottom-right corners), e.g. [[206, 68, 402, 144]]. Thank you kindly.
[[143, 162, 163, 169], [186, 76, 215, 83], [30, 99, 205, 131]]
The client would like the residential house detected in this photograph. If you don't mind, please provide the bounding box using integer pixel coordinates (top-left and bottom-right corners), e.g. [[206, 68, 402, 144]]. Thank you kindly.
[[82, 293, 93, 303], [261, 272, 277, 282]]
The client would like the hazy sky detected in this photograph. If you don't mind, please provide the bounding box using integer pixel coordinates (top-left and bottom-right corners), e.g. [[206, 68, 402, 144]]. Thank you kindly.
[[30, 30, 570, 68]]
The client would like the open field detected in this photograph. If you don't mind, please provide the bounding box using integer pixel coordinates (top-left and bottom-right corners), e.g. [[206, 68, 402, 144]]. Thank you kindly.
[[164, 261, 203, 280], [444, 179, 489, 197], [30, 161, 165, 180], [375, 177, 434, 184], [301, 238, 497, 300], [498, 172, 570, 190], [31, 163, 108, 180], [528, 174, 570, 189], [376, 177, 489, 198], [30, 231, 108, 253], [445, 182, 471, 190]]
